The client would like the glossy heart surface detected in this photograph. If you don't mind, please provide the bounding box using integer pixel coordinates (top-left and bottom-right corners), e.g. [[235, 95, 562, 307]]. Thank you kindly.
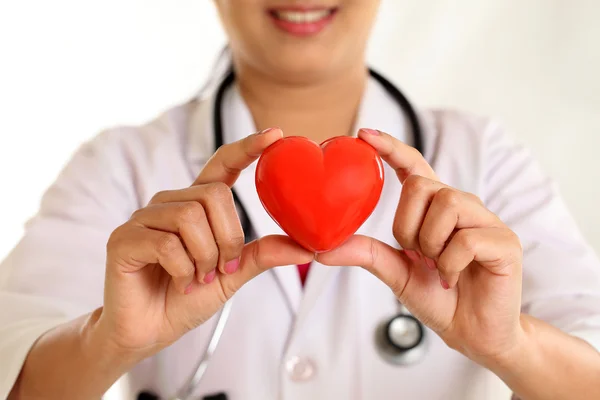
[[255, 136, 385, 253]]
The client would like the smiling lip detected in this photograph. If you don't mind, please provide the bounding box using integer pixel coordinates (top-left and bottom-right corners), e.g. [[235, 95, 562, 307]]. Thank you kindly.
[[268, 6, 338, 37]]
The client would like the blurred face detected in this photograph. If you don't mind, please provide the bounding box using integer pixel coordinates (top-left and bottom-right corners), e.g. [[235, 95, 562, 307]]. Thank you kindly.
[[214, 0, 381, 83]]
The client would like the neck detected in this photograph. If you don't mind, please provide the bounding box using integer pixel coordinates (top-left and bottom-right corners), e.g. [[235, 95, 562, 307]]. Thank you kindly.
[[234, 61, 368, 144]]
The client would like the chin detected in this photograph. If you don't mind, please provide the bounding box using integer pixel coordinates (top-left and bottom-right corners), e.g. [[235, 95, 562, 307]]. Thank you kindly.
[[263, 48, 347, 83]]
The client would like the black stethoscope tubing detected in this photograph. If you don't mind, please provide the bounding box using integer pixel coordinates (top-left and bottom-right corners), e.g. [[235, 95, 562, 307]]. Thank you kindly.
[[213, 67, 424, 240], [215, 66, 428, 360], [137, 67, 427, 400], [214, 67, 424, 159]]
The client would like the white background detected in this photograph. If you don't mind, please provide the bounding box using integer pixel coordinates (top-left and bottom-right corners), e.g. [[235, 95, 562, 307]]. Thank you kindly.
[[0, 1, 599, 397]]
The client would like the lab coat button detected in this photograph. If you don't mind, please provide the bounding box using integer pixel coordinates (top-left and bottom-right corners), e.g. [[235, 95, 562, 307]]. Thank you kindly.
[[285, 356, 316, 381]]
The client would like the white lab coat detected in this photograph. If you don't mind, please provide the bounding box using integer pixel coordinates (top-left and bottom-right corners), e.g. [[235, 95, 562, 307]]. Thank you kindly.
[[1, 63, 600, 400]]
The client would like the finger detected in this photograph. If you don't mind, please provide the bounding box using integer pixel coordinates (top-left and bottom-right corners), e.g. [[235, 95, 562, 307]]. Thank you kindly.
[[131, 202, 219, 282], [218, 235, 314, 298], [193, 127, 283, 187], [358, 128, 437, 182], [393, 175, 446, 251], [316, 235, 412, 299], [437, 227, 522, 288], [199, 184, 245, 274], [147, 184, 245, 275], [419, 188, 500, 259], [109, 225, 195, 294], [149, 183, 239, 208]]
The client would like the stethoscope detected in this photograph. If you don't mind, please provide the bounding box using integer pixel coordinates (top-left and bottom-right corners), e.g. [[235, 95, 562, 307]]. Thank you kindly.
[[137, 67, 427, 400]]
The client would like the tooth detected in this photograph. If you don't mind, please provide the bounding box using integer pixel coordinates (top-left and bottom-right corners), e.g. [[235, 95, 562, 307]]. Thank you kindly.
[[276, 10, 330, 24], [308, 11, 323, 21]]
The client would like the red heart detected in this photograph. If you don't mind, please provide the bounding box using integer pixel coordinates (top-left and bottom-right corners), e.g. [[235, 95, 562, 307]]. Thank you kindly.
[[255, 136, 385, 253]]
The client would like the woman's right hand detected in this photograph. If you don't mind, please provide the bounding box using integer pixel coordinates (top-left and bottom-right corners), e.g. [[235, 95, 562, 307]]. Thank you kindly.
[[97, 128, 312, 359]]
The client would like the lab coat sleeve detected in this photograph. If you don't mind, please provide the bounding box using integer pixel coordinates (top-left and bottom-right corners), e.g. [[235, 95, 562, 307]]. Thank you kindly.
[[0, 129, 138, 398], [481, 121, 600, 352]]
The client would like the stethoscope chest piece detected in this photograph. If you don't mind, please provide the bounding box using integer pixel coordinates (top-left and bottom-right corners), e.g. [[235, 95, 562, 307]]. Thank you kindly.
[[375, 310, 427, 366]]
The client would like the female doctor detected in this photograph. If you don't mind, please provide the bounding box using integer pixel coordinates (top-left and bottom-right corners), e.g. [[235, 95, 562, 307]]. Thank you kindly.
[[3, 1, 600, 399]]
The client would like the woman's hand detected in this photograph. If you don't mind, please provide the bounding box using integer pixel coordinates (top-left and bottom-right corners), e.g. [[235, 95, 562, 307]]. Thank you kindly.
[[317, 128, 525, 366], [98, 128, 313, 359], [8, 128, 315, 400]]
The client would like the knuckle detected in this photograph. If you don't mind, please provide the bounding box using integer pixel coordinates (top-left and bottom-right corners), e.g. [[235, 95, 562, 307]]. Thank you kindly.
[[204, 249, 220, 268], [203, 181, 231, 200], [252, 238, 265, 272], [214, 143, 231, 158], [222, 234, 245, 254], [175, 262, 195, 279], [418, 230, 437, 256], [196, 242, 219, 267], [508, 229, 522, 248], [506, 229, 523, 260], [455, 230, 476, 253], [156, 233, 180, 257], [409, 146, 424, 160], [106, 225, 140, 272], [107, 224, 129, 250], [129, 208, 144, 220], [184, 263, 196, 277], [392, 223, 414, 249], [436, 188, 460, 208], [368, 237, 378, 268], [149, 190, 172, 204], [468, 192, 484, 205], [402, 174, 428, 194], [178, 202, 205, 224]]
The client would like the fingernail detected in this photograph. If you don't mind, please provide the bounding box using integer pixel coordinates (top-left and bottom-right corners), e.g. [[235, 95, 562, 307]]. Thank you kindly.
[[425, 257, 437, 271], [258, 127, 277, 135], [204, 269, 217, 284], [184, 283, 194, 295], [440, 277, 450, 290], [224, 258, 240, 274], [404, 249, 420, 262], [360, 128, 380, 136]]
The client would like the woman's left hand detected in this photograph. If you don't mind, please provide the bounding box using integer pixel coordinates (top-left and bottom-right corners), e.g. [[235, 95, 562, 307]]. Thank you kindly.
[[317, 128, 525, 366]]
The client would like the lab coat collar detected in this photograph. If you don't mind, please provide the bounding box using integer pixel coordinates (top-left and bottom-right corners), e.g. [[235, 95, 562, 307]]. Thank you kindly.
[[292, 75, 411, 334], [186, 71, 410, 333]]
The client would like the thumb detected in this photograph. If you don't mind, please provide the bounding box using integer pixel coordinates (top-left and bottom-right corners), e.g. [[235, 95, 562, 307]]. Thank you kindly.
[[193, 127, 283, 187], [220, 235, 314, 295], [316, 235, 412, 298]]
